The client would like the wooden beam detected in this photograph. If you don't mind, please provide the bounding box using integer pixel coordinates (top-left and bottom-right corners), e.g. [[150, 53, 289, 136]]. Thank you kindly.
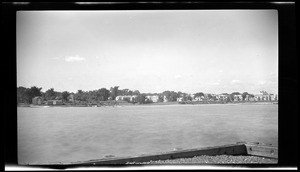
[[29, 143, 247, 165], [27, 142, 278, 166], [245, 142, 278, 159]]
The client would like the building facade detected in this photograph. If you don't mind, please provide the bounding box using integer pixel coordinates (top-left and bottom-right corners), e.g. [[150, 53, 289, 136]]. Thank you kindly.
[[47, 100, 63, 105], [146, 95, 159, 103], [32, 96, 43, 105]]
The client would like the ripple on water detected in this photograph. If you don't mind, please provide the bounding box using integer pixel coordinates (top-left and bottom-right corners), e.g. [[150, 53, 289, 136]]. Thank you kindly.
[[17, 105, 278, 164]]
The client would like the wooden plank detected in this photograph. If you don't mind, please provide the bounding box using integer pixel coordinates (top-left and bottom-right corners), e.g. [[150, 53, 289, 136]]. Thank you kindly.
[[29, 143, 247, 165], [245, 142, 278, 159], [80, 143, 247, 165], [27, 142, 278, 165]]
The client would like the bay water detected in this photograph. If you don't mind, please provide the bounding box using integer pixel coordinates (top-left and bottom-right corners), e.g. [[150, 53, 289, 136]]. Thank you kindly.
[[18, 104, 278, 164]]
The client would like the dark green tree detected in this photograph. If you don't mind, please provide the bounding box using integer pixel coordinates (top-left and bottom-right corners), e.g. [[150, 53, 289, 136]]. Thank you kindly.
[[207, 94, 213, 100], [109, 86, 119, 100], [133, 90, 140, 95], [242, 92, 248, 100], [61, 91, 70, 102], [97, 88, 110, 101], [157, 95, 164, 102], [45, 88, 56, 100], [25, 86, 43, 104], [170, 91, 179, 101], [231, 92, 241, 95], [137, 94, 146, 104], [194, 92, 204, 98], [75, 90, 84, 101], [127, 90, 133, 95], [228, 94, 234, 102], [162, 91, 171, 101], [17, 86, 28, 103]]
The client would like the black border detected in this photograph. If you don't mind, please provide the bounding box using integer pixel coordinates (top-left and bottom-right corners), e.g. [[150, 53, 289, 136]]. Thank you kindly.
[[3, 1, 297, 170]]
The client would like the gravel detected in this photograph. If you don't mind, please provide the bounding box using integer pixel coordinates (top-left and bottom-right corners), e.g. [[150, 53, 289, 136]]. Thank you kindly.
[[126, 155, 278, 164]]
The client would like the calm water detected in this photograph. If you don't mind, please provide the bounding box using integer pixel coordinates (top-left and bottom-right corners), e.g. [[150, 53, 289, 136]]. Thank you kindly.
[[18, 104, 278, 164]]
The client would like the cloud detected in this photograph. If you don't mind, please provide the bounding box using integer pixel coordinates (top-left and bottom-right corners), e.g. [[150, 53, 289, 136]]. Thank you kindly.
[[64, 55, 86, 62], [51, 57, 60, 60], [174, 74, 182, 79], [257, 81, 266, 85], [231, 79, 241, 84], [211, 82, 220, 85]]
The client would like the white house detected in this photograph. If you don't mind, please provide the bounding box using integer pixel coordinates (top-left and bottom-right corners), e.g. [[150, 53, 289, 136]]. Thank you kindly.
[[163, 95, 169, 102], [177, 97, 184, 102], [233, 95, 243, 101], [115, 95, 138, 102], [146, 95, 159, 103], [216, 94, 228, 101]]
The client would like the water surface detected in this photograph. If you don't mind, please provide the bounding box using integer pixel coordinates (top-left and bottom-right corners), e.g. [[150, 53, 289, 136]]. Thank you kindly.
[[18, 104, 278, 164]]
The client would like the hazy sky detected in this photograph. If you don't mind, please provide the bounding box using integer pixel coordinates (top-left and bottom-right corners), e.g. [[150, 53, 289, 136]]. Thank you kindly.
[[17, 10, 278, 94]]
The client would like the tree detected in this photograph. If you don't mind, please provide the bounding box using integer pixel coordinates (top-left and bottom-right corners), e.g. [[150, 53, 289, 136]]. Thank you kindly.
[[81, 91, 89, 102], [97, 88, 110, 101], [137, 94, 146, 104], [242, 92, 248, 100], [54, 91, 62, 100], [17, 86, 42, 104], [145, 97, 152, 103], [30, 86, 42, 97], [25, 86, 42, 104], [231, 92, 241, 95], [121, 88, 130, 95], [17, 86, 28, 103], [207, 94, 213, 100], [45, 88, 56, 100], [75, 90, 84, 101], [186, 94, 193, 101], [110, 86, 119, 100], [170, 91, 179, 101], [162, 91, 171, 101], [133, 90, 140, 95], [194, 92, 204, 98], [157, 95, 164, 102], [127, 90, 133, 95], [228, 94, 234, 102], [123, 97, 131, 103], [61, 91, 70, 102]]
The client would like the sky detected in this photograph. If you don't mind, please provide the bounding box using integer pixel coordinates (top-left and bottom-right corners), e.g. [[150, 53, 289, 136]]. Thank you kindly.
[[17, 10, 278, 94]]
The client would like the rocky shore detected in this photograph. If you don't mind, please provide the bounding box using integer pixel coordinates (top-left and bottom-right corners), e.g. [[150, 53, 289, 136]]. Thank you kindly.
[[126, 155, 278, 164]]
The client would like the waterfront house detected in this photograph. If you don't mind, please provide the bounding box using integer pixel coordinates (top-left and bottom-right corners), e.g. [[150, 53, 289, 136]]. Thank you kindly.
[[68, 94, 75, 102], [116, 95, 138, 102], [32, 96, 43, 105], [47, 99, 63, 105], [216, 94, 228, 101], [234, 95, 243, 101], [253, 91, 276, 101], [115, 96, 123, 101], [275, 94, 278, 101], [190, 94, 195, 100], [130, 95, 138, 102], [195, 95, 206, 101], [193, 96, 201, 101], [177, 97, 184, 102], [146, 95, 159, 103]]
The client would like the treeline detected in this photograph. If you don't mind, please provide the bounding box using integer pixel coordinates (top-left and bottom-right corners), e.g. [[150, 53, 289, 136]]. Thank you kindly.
[[17, 85, 255, 104], [17, 86, 111, 104], [17, 86, 141, 104]]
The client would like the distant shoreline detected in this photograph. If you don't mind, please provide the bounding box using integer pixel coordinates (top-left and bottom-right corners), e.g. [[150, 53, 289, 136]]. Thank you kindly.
[[17, 101, 278, 108]]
